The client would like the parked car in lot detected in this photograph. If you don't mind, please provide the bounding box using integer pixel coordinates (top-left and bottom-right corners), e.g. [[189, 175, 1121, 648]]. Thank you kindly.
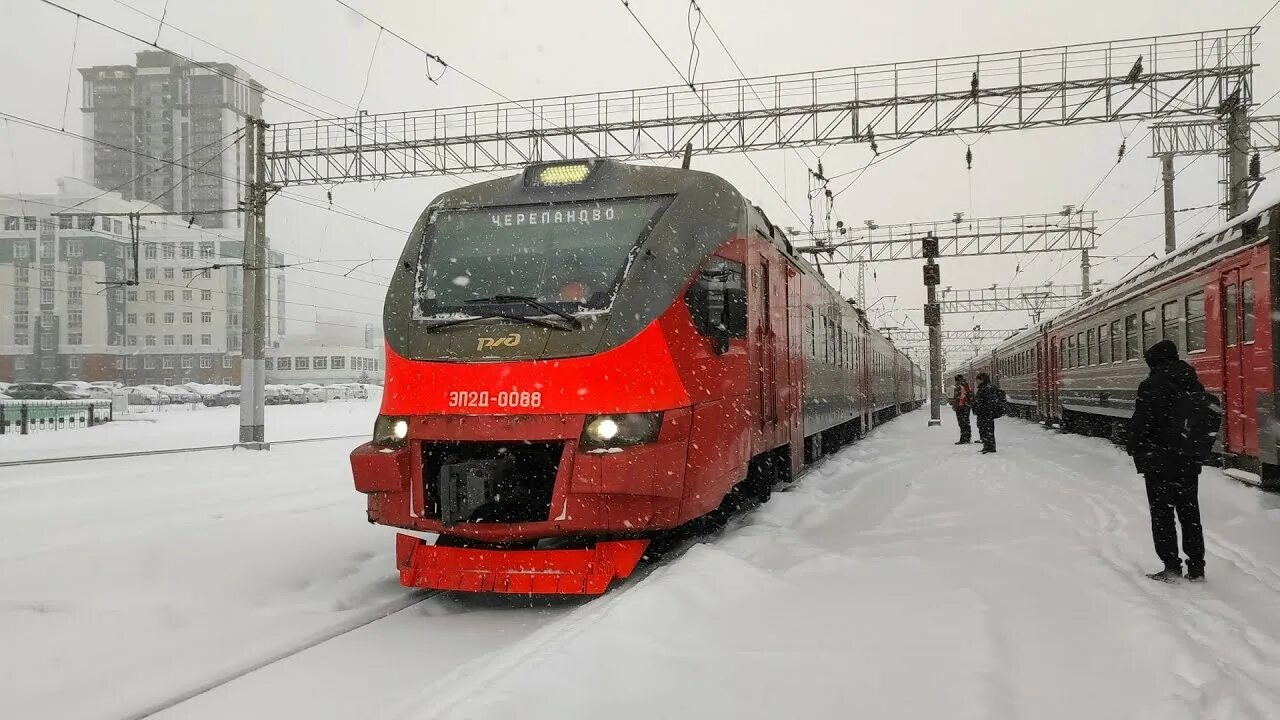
[[203, 389, 241, 407], [182, 383, 230, 401], [79, 386, 115, 400], [280, 386, 309, 404], [135, 384, 200, 403], [51, 381, 92, 398], [7, 383, 87, 400], [89, 381, 123, 390], [125, 386, 169, 405], [298, 383, 337, 402], [162, 386, 202, 403], [332, 383, 369, 400]]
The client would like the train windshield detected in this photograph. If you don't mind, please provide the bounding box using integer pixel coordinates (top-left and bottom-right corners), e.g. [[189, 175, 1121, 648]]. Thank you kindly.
[[416, 197, 667, 318]]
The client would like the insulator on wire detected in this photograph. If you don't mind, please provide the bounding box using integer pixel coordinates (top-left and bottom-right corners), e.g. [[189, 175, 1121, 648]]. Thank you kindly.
[[867, 128, 878, 156], [327, 190, 333, 206], [965, 147, 973, 170], [1117, 140, 1126, 164], [817, 161, 824, 180], [1249, 151, 1261, 180], [970, 71, 979, 100]]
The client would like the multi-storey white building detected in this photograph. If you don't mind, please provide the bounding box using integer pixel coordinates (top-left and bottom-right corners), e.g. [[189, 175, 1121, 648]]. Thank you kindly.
[[264, 343, 384, 385], [0, 178, 285, 384]]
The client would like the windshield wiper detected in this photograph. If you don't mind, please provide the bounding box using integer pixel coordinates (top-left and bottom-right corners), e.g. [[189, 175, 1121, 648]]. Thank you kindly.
[[423, 311, 575, 333], [464, 294, 584, 330]]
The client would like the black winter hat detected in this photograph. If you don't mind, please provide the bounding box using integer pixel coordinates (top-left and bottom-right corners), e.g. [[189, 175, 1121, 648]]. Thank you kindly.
[[1144, 339, 1179, 368]]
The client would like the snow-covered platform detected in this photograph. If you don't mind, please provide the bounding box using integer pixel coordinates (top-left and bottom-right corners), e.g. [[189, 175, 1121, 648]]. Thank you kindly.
[[3, 416, 1280, 719], [0, 399, 378, 463]]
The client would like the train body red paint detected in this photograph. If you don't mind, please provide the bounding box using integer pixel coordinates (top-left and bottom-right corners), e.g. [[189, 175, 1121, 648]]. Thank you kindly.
[[352, 159, 923, 594], [955, 198, 1279, 486]]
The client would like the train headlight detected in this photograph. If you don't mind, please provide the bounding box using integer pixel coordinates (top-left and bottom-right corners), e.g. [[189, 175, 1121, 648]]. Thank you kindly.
[[372, 415, 410, 447], [580, 412, 663, 450]]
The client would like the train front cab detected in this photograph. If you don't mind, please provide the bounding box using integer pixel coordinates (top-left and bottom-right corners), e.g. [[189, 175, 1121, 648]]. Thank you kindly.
[[351, 160, 821, 595]]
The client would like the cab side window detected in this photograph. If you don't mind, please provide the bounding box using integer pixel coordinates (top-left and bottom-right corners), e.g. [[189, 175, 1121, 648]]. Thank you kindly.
[[686, 257, 747, 341]]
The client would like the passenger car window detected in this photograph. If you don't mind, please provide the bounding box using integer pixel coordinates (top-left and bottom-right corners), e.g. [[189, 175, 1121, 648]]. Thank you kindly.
[[1224, 284, 1239, 346], [1110, 320, 1121, 362], [1185, 292, 1205, 352], [1141, 308, 1157, 351], [1242, 280, 1255, 343], [1161, 300, 1182, 353], [1125, 314, 1139, 359]]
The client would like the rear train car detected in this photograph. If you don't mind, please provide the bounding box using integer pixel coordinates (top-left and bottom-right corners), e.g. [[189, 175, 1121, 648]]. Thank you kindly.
[[972, 197, 1279, 485], [350, 159, 922, 594]]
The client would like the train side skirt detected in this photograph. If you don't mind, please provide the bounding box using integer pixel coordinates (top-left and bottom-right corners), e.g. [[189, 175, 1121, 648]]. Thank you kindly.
[[395, 534, 650, 595]]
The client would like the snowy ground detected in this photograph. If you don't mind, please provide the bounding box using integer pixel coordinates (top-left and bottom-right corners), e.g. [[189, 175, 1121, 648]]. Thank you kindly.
[[3, 415, 1280, 719], [0, 396, 378, 462]]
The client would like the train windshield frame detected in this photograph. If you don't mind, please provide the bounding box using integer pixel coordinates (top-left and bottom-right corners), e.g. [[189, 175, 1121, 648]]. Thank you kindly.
[[414, 196, 671, 320]]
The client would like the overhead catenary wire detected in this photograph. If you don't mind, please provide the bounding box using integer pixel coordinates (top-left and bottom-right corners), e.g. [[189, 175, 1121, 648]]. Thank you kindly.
[[60, 12, 80, 131], [356, 27, 384, 111], [105, 0, 355, 116], [34, 0, 346, 121], [619, 0, 806, 227]]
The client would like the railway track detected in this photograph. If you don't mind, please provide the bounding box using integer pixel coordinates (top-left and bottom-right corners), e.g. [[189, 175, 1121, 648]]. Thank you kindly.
[[0, 434, 367, 468], [119, 590, 443, 720]]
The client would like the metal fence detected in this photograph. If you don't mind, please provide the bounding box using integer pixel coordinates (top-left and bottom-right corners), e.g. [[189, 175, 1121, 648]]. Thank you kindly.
[[0, 400, 114, 435]]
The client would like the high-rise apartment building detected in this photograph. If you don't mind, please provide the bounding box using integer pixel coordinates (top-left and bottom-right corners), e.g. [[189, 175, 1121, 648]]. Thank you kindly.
[[79, 51, 264, 229]]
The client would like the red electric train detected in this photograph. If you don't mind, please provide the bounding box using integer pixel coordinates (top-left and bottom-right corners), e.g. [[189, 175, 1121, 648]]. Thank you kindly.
[[351, 159, 924, 595], [956, 196, 1278, 486]]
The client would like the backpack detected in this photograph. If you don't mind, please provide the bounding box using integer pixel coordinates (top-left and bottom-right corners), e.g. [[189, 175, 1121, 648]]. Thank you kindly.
[[991, 387, 1007, 419], [1162, 389, 1222, 462]]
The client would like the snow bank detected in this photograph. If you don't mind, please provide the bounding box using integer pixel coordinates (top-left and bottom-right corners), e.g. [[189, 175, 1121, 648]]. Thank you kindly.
[[0, 439, 405, 720], [0, 398, 379, 462]]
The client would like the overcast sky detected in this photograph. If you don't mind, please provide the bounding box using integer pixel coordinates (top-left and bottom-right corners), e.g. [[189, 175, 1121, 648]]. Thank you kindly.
[[3, 0, 1278, 362]]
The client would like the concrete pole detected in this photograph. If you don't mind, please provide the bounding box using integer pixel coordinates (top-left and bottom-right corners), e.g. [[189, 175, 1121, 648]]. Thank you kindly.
[[1160, 153, 1177, 254], [1080, 248, 1092, 298], [1226, 104, 1250, 219], [238, 118, 268, 449]]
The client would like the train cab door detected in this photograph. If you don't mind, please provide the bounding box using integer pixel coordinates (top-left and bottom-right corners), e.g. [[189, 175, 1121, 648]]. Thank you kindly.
[[752, 251, 780, 440], [1221, 269, 1248, 455]]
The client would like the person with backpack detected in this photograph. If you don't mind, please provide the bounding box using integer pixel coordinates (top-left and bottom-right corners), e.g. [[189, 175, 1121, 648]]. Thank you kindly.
[[952, 374, 973, 444], [972, 371, 1003, 454], [1125, 339, 1217, 583]]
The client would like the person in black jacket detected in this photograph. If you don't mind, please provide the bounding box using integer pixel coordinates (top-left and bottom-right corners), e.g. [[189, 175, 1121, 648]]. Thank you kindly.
[[1125, 339, 1206, 583], [972, 372, 998, 454], [952, 374, 973, 444]]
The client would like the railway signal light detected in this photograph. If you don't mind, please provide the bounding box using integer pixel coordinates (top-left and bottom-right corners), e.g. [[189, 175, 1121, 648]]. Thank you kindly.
[[921, 233, 939, 258], [924, 303, 941, 327], [923, 263, 941, 286]]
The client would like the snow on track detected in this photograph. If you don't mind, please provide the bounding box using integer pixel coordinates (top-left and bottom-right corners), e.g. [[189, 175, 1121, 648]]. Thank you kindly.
[[0, 439, 407, 720], [5, 415, 1280, 720]]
